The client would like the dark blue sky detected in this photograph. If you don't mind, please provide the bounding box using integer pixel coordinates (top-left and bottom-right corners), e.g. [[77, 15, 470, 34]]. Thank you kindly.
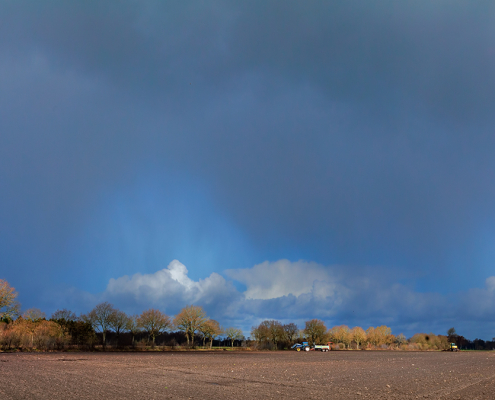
[[1, 1, 495, 338]]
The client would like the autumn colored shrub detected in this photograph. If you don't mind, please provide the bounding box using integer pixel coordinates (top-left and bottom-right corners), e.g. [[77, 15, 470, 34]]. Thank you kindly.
[[410, 333, 449, 350]]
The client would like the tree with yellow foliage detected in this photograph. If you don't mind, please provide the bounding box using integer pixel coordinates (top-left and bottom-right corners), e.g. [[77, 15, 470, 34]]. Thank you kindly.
[[173, 305, 207, 346], [199, 319, 222, 348], [329, 325, 352, 349], [351, 326, 367, 349], [137, 309, 171, 345], [0, 279, 20, 320]]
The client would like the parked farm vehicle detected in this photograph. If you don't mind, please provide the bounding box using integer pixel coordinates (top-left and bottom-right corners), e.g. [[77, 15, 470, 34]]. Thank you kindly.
[[292, 342, 332, 352], [313, 343, 331, 352], [292, 342, 311, 351], [449, 343, 459, 352]]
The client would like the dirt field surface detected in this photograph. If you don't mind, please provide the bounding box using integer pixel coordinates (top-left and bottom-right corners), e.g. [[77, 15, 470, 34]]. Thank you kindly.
[[1, 351, 495, 400]]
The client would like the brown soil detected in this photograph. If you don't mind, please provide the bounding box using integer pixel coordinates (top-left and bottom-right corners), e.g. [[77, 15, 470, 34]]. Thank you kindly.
[[1, 350, 494, 399]]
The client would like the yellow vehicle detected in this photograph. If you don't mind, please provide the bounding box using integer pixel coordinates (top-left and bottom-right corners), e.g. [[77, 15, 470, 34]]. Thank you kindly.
[[449, 343, 459, 352]]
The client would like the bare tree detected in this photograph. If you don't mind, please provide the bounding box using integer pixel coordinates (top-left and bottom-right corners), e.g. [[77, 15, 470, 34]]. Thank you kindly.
[[251, 323, 269, 345], [173, 305, 207, 346], [304, 319, 327, 345], [23, 308, 46, 322], [283, 323, 299, 344], [199, 319, 222, 348], [51, 309, 77, 322], [22, 308, 46, 347], [266, 320, 284, 347], [224, 327, 243, 348], [82, 302, 116, 347], [447, 327, 457, 343], [250, 320, 284, 348], [109, 310, 129, 342], [137, 309, 171, 345], [395, 333, 407, 347], [126, 314, 140, 346], [0, 279, 20, 320]]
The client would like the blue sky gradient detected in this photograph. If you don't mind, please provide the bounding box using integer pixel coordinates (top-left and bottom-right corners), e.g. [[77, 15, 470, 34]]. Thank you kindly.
[[1, 1, 495, 339]]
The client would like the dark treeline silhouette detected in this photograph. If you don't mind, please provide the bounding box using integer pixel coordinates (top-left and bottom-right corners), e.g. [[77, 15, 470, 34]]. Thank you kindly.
[[456, 337, 495, 350]]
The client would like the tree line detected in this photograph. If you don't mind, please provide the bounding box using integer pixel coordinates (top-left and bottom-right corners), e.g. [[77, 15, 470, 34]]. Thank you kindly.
[[251, 319, 495, 351], [251, 319, 403, 350], [77, 302, 242, 348], [1, 278, 493, 351], [1, 303, 242, 351], [0, 279, 242, 351]]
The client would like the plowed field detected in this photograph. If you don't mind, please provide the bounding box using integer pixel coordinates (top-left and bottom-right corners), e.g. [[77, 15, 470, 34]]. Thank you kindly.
[[1, 351, 494, 399]]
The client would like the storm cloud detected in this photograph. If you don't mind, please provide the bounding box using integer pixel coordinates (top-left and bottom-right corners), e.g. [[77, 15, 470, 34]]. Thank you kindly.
[[1, 1, 495, 338]]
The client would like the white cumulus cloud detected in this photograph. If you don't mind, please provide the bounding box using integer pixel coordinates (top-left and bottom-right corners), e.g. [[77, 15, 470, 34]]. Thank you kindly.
[[225, 259, 344, 300], [56, 260, 495, 339], [103, 260, 239, 313]]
